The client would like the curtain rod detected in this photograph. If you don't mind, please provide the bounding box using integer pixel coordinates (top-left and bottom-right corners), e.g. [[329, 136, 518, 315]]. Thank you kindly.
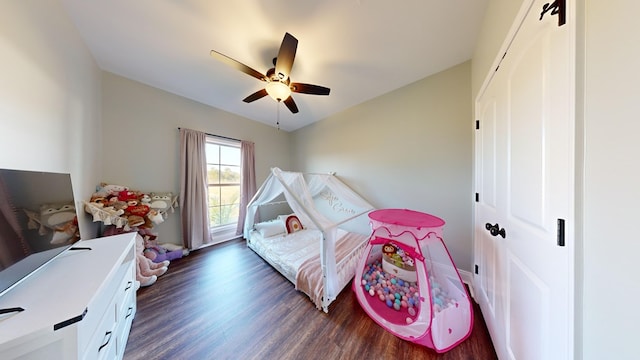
[[177, 127, 241, 142]]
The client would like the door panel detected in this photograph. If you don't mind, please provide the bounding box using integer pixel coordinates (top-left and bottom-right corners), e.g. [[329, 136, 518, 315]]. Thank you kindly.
[[507, 255, 548, 360], [508, 34, 546, 228], [474, 1, 574, 359]]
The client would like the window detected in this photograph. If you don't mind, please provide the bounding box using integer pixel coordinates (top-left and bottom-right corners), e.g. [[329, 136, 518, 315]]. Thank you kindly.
[[205, 138, 241, 230]]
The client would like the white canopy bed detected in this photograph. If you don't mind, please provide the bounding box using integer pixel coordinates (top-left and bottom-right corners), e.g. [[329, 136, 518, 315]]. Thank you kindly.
[[244, 168, 374, 312]]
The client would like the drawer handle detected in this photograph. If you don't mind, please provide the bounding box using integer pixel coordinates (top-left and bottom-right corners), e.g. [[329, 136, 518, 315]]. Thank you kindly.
[[125, 307, 134, 319], [124, 281, 133, 291], [98, 331, 113, 352]]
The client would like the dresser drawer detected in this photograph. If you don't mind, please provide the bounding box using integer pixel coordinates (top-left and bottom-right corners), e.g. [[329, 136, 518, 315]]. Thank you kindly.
[[115, 288, 136, 357], [82, 297, 117, 360]]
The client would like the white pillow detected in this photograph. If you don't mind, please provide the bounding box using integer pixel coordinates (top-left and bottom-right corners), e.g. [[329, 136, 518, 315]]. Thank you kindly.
[[277, 213, 295, 223], [254, 220, 285, 237]]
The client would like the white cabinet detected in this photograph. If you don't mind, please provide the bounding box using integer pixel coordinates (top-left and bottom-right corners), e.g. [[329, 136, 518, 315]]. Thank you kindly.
[[0, 233, 137, 360]]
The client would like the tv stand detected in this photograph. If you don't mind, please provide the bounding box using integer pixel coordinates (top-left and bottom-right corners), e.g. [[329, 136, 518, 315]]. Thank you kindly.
[[0, 233, 136, 360]]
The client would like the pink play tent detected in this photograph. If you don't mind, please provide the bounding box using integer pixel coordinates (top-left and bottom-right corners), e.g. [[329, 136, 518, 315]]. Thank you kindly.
[[353, 209, 473, 352]]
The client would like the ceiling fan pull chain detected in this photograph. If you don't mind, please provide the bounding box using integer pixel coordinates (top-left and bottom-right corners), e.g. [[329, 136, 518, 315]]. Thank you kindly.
[[276, 101, 281, 130]]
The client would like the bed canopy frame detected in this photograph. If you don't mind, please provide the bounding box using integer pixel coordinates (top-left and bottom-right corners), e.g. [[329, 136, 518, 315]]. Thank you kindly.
[[244, 167, 374, 311]]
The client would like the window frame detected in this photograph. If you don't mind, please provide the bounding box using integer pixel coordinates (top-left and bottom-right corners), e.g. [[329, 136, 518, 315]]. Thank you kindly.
[[205, 136, 241, 232]]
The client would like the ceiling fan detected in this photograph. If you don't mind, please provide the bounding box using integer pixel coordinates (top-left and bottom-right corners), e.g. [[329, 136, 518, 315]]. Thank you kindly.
[[210, 32, 330, 114]]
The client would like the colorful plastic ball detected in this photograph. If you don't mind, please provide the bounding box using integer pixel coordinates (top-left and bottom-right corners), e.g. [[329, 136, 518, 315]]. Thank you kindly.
[[406, 317, 414, 324], [368, 289, 375, 296], [393, 302, 401, 311], [408, 307, 416, 316], [401, 300, 408, 308], [386, 299, 393, 308], [379, 294, 385, 302]]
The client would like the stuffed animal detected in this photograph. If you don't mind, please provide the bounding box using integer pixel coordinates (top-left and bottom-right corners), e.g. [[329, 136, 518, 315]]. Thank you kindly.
[[135, 233, 169, 287], [24, 203, 81, 245], [94, 183, 128, 198], [140, 229, 183, 263], [146, 209, 164, 225]]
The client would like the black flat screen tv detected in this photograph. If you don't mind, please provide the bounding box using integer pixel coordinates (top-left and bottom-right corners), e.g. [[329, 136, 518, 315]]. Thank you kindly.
[[0, 168, 80, 298]]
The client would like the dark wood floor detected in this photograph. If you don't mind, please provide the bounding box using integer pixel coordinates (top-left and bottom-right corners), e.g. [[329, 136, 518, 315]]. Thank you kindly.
[[124, 238, 497, 360]]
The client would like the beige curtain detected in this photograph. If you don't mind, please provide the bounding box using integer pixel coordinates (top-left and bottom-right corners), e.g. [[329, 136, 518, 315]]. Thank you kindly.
[[179, 128, 210, 250], [236, 140, 256, 236]]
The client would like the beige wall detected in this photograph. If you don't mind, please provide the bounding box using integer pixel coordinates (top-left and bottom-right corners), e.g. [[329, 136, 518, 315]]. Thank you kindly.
[[291, 61, 473, 272], [471, 0, 523, 97], [0, 1, 103, 238], [582, 1, 640, 359], [101, 73, 292, 245]]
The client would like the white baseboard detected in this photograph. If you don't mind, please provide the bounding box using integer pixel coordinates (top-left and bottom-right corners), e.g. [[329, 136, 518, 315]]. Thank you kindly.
[[457, 268, 476, 301]]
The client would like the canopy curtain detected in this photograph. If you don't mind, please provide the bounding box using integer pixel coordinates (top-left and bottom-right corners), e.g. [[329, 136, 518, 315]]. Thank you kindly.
[[179, 128, 210, 250], [235, 140, 256, 236]]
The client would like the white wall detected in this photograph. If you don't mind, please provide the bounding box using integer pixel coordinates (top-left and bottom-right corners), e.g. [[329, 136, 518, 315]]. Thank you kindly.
[[0, 1, 103, 238], [292, 61, 473, 272], [101, 73, 292, 245]]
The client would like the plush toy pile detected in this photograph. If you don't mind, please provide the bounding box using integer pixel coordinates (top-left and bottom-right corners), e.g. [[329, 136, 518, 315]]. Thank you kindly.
[[84, 183, 178, 231], [24, 203, 80, 245], [85, 182, 184, 287]]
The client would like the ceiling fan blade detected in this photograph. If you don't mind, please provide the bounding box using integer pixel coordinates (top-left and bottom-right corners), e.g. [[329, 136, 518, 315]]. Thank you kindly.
[[290, 83, 330, 96], [243, 89, 268, 103], [274, 33, 298, 81], [210, 50, 266, 81], [283, 96, 299, 114]]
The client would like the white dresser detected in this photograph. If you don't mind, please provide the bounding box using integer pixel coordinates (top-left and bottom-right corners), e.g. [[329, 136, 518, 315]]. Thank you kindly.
[[0, 233, 137, 360]]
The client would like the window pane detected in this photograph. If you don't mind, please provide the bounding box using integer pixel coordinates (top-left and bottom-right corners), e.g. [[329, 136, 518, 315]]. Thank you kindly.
[[209, 206, 221, 227], [220, 204, 239, 225], [220, 185, 240, 206], [208, 186, 221, 206], [220, 165, 240, 184], [207, 165, 220, 184], [220, 146, 240, 166], [206, 144, 220, 162], [209, 204, 238, 226]]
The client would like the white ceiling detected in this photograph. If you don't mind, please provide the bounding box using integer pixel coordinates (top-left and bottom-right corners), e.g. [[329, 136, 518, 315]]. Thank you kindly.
[[61, 0, 488, 132]]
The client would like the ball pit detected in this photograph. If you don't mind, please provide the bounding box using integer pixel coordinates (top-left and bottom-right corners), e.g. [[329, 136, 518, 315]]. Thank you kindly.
[[361, 260, 422, 321], [427, 275, 459, 313], [361, 260, 459, 321]]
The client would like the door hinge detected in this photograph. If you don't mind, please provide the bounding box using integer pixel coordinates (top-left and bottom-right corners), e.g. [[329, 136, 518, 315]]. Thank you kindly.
[[474, 264, 479, 274], [557, 219, 565, 247], [475, 120, 480, 130], [475, 193, 479, 202]]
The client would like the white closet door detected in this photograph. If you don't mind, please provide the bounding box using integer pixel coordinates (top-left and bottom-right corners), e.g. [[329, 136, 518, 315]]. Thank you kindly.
[[474, 1, 575, 359]]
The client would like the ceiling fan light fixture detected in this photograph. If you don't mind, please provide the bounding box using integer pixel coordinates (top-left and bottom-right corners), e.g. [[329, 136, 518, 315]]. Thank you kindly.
[[266, 81, 291, 101]]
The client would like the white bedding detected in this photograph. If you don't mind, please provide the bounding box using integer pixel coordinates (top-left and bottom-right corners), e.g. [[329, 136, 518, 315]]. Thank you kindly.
[[247, 227, 368, 310], [248, 228, 328, 282]]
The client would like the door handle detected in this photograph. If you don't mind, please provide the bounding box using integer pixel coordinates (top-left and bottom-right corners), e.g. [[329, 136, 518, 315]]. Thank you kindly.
[[485, 223, 506, 238]]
